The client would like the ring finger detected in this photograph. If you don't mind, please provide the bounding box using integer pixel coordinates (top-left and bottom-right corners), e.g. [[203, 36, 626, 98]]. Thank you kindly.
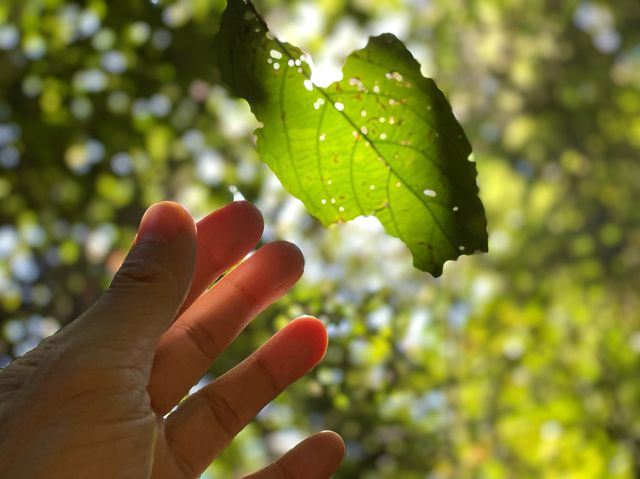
[[161, 316, 328, 476]]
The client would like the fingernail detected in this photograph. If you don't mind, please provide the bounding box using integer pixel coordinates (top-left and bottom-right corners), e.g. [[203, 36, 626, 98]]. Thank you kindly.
[[137, 202, 194, 243]]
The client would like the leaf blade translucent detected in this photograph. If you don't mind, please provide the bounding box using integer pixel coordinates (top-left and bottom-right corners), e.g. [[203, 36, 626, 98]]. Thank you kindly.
[[217, 0, 488, 276]]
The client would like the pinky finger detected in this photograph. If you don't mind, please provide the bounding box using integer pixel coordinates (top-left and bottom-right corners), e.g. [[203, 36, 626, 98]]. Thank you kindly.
[[244, 431, 345, 479]]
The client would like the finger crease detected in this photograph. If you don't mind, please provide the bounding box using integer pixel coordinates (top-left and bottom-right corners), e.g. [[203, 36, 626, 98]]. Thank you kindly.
[[197, 235, 223, 273], [165, 426, 199, 479], [253, 353, 282, 393], [225, 277, 261, 314], [199, 388, 242, 439], [176, 320, 222, 363]]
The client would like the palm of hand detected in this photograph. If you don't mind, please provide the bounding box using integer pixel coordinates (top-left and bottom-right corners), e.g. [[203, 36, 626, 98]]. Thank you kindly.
[[0, 202, 343, 479]]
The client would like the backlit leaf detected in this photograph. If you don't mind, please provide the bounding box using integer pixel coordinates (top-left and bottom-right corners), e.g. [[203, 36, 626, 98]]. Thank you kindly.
[[217, 0, 488, 275]]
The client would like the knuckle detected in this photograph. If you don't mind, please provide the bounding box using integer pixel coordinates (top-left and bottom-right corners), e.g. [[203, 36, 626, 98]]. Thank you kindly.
[[110, 242, 181, 301], [116, 245, 171, 284]]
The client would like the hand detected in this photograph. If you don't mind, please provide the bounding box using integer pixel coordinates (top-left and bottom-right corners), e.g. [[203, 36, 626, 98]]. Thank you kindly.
[[0, 201, 344, 479]]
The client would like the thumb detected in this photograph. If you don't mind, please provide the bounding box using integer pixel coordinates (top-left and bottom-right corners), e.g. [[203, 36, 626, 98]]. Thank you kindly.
[[75, 201, 197, 357]]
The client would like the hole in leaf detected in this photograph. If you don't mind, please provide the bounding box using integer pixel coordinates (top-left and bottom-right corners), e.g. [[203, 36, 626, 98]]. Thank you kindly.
[[349, 78, 365, 91], [385, 71, 404, 81], [423, 189, 437, 197]]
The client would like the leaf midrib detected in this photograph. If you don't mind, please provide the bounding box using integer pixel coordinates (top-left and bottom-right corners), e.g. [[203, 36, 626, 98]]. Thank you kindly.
[[252, 10, 459, 253]]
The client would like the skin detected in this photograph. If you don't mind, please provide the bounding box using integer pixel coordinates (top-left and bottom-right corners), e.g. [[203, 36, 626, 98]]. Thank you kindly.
[[0, 201, 345, 479]]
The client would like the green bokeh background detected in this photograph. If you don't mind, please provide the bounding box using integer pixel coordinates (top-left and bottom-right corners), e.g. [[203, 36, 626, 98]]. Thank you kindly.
[[1, 0, 639, 477]]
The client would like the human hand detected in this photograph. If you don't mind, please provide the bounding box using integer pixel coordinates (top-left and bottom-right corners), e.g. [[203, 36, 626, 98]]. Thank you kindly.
[[0, 201, 344, 479]]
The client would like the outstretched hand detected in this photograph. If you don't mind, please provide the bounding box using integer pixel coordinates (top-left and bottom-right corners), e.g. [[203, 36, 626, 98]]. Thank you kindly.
[[0, 201, 344, 479]]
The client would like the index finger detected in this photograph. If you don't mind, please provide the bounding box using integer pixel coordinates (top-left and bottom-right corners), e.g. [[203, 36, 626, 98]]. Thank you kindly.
[[181, 201, 264, 312]]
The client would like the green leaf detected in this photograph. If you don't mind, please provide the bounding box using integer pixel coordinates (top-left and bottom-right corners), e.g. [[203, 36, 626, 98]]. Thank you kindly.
[[217, 0, 487, 276]]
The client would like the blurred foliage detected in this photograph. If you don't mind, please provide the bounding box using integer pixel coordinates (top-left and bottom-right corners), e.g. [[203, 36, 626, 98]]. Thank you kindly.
[[1, 0, 640, 478]]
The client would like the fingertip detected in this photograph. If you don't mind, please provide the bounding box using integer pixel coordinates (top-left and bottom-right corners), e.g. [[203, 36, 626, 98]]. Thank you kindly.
[[289, 315, 326, 335], [258, 316, 328, 387], [224, 200, 265, 238], [197, 200, 264, 247], [285, 316, 328, 367], [192, 201, 264, 282], [316, 430, 346, 461], [230, 200, 264, 221], [138, 201, 196, 243], [246, 430, 345, 479], [278, 430, 344, 477], [261, 240, 305, 277], [159, 201, 195, 226]]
